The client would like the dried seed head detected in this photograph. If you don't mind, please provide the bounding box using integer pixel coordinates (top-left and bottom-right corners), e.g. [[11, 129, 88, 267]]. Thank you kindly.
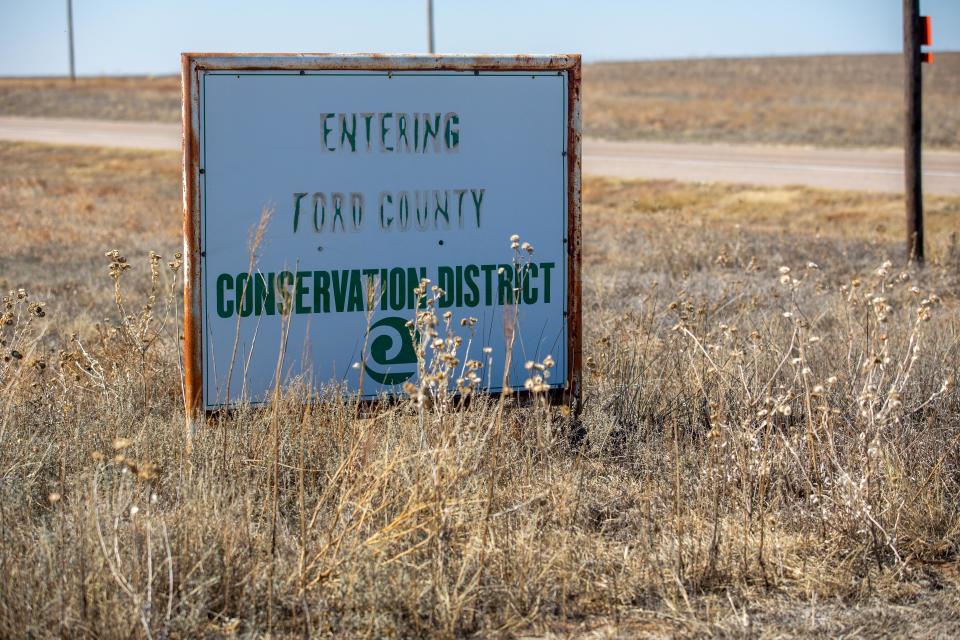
[[137, 463, 158, 481]]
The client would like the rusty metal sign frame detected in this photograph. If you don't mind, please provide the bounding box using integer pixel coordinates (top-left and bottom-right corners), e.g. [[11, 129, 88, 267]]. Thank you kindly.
[[181, 53, 581, 423]]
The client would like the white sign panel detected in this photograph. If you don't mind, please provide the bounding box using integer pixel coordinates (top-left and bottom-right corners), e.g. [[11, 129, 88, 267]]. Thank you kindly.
[[183, 55, 580, 410]]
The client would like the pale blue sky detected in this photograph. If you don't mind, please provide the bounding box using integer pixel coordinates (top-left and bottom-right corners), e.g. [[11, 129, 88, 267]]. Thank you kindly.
[[1, 0, 958, 76]]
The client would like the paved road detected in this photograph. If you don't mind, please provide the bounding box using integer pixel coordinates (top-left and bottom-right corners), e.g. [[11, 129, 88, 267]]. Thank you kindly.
[[0, 116, 179, 152], [585, 139, 960, 195], [1, 116, 958, 195]]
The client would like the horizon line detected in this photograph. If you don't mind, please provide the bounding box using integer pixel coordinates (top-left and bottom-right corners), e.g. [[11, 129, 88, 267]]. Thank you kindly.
[[2, 49, 956, 79]]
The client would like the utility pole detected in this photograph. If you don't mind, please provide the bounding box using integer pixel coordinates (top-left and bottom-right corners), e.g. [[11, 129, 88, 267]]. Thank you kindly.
[[903, 0, 923, 263], [67, 0, 76, 82], [426, 0, 435, 54]]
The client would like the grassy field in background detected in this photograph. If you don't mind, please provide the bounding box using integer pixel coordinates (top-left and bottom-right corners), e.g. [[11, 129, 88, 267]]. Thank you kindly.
[[2, 53, 958, 149], [0, 75, 180, 123], [1, 141, 959, 636], [585, 53, 960, 148]]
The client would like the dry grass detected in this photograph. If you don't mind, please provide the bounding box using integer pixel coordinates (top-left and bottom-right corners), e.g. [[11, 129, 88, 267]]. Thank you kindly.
[[585, 53, 960, 148], [3, 53, 959, 149], [1, 141, 960, 637], [0, 75, 179, 123]]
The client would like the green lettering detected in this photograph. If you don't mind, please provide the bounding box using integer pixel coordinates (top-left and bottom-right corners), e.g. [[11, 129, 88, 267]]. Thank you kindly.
[[423, 112, 441, 152], [438, 266, 454, 308], [350, 193, 364, 231], [331, 193, 345, 232], [418, 267, 428, 309], [413, 114, 420, 152], [321, 113, 336, 151], [415, 191, 429, 230], [380, 268, 389, 310], [236, 273, 253, 318], [313, 192, 326, 232], [455, 265, 463, 307], [443, 113, 460, 150], [463, 264, 480, 307], [338, 113, 357, 152], [480, 264, 497, 306], [255, 272, 275, 316], [380, 113, 394, 151], [361, 113, 374, 151], [398, 192, 410, 230], [407, 267, 428, 309], [331, 270, 349, 312], [470, 189, 484, 228], [497, 264, 514, 305], [454, 189, 468, 227], [216, 273, 234, 318], [379, 191, 393, 229], [313, 270, 330, 313], [347, 270, 364, 312], [362, 268, 380, 309], [389, 267, 405, 311], [292, 192, 307, 233], [397, 113, 410, 151], [522, 263, 538, 304], [295, 271, 311, 314], [276, 271, 294, 315], [540, 262, 555, 304], [433, 190, 449, 228]]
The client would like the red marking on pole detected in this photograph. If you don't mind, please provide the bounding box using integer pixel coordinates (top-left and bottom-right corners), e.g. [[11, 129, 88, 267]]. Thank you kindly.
[[921, 52, 934, 64], [920, 16, 932, 46]]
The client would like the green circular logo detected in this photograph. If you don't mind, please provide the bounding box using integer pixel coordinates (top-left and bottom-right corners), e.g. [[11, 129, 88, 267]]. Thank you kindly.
[[364, 316, 417, 385]]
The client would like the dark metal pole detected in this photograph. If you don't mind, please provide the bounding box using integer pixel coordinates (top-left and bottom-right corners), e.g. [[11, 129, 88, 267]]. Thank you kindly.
[[67, 0, 76, 82], [426, 0, 435, 54], [904, 0, 923, 263]]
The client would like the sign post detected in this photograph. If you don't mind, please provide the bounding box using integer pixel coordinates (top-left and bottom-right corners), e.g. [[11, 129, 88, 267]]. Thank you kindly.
[[903, 1, 932, 263], [181, 54, 581, 427]]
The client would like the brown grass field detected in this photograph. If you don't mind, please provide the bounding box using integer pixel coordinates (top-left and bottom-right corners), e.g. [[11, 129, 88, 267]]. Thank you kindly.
[[584, 53, 960, 148], [1, 140, 959, 637], [2, 53, 958, 149]]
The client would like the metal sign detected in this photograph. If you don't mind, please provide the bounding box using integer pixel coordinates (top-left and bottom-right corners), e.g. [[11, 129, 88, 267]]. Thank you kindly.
[[181, 54, 581, 414]]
